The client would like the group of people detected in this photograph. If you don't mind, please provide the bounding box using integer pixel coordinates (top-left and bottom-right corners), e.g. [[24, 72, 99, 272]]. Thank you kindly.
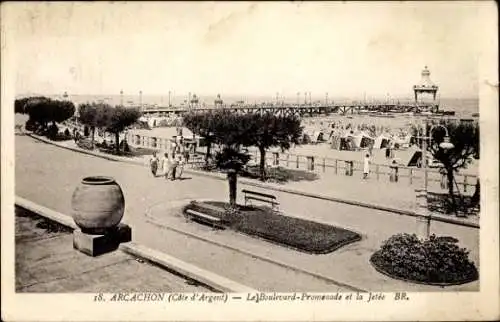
[[149, 151, 185, 181]]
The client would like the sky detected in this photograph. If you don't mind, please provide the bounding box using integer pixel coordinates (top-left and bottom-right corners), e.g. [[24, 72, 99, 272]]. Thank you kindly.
[[5, 2, 488, 99]]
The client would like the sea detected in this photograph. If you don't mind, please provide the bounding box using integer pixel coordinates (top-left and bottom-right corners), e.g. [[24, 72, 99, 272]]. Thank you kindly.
[[19, 93, 479, 119]]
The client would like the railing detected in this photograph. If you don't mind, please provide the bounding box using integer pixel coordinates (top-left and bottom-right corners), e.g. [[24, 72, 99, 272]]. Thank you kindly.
[[126, 133, 477, 193], [249, 149, 477, 194]]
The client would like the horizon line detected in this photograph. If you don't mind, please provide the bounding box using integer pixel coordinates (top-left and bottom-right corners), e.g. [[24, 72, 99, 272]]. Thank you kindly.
[[15, 92, 479, 100]]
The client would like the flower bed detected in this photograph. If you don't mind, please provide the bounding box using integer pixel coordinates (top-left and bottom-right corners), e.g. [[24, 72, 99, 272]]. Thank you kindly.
[[370, 233, 478, 285], [184, 200, 361, 254]]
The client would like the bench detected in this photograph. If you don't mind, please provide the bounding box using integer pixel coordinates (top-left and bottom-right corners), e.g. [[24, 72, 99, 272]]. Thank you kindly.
[[185, 209, 225, 229], [242, 189, 279, 210]]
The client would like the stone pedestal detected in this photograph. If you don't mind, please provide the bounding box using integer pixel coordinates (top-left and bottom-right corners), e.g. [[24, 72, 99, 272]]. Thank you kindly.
[[73, 223, 132, 257]]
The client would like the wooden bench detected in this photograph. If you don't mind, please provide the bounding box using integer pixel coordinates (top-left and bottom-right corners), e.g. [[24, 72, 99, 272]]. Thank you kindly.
[[185, 209, 224, 229], [242, 189, 279, 210]]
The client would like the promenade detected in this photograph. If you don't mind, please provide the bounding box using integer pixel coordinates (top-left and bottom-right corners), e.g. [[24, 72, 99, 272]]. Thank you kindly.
[[15, 134, 479, 291], [16, 207, 209, 292]]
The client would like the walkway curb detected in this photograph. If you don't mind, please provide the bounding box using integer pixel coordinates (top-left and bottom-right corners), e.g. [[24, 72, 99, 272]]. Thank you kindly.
[[15, 196, 78, 230], [25, 133, 479, 229], [120, 242, 257, 293], [145, 208, 367, 292], [14, 195, 256, 293]]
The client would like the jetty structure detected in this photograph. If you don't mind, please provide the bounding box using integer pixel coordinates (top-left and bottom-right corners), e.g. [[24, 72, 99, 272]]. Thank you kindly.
[[124, 67, 450, 117]]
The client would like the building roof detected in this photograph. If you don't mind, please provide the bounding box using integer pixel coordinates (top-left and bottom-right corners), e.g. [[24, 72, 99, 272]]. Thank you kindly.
[[414, 66, 438, 89]]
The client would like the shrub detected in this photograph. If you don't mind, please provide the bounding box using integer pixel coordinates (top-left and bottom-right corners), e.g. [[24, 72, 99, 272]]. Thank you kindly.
[[47, 123, 59, 140], [76, 138, 94, 150], [370, 233, 478, 285], [119, 140, 130, 152], [25, 119, 38, 131]]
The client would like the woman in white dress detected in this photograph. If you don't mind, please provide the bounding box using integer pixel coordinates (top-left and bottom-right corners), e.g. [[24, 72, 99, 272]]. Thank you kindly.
[[363, 153, 370, 179]]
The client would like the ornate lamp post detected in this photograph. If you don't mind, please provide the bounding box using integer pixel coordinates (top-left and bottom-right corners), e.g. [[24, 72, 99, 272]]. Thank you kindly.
[[416, 121, 454, 239]]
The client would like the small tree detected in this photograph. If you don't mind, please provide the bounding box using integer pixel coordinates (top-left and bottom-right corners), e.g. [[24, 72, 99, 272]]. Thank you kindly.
[[183, 111, 221, 166], [412, 119, 479, 215], [185, 110, 253, 206], [105, 106, 141, 153], [78, 102, 113, 148], [215, 146, 251, 206], [50, 100, 75, 124], [247, 113, 303, 181], [22, 97, 75, 138], [211, 111, 254, 207]]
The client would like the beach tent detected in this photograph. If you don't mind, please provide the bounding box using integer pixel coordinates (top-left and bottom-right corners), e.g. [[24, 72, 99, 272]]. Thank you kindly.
[[393, 134, 412, 149], [329, 132, 343, 150], [374, 134, 392, 149], [301, 129, 324, 144], [407, 150, 422, 167], [147, 117, 164, 128], [352, 131, 375, 149], [336, 130, 355, 151]]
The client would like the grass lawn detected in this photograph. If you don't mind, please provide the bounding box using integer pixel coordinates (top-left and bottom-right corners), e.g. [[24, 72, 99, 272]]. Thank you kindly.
[[77, 138, 157, 158], [427, 191, 479, 217], [240, 165, 319, 183], [184, 201, 361, 254]]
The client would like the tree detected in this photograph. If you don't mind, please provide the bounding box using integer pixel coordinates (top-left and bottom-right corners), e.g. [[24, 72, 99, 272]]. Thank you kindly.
[[50, 100, 75, 124], [15, 97, 31, 114], [105, 106, 142, 153], [22, 97, 75, 138], [412, 119, 479, 215], [183, 111, 218, 166], [78, 102, 112, 148], [211, 111, 254, 207], [185, 110, 253, 206], [247, 113, 303, 181]]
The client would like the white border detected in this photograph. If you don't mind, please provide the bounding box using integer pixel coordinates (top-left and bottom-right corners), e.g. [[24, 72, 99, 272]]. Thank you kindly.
[[1, 2, 499, 321]]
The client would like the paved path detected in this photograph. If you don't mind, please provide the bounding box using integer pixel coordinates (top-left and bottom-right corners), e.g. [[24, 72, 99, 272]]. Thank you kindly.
[[15, 134, 479, 291], [15, 207, 209, 293]]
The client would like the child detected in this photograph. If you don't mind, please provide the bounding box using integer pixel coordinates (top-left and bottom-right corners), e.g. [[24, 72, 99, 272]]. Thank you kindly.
[[363, 153, 370, 179]]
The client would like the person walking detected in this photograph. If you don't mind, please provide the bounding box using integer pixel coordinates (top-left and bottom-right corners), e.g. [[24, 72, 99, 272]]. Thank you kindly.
[[363, 153, 370, 179], [163, 153, 172, 180], [385, 145, 391, 159], [149, 152, 159, 177], [176, 153, 185, 180], [170, 154, 179, 181], [368, 141, 374, 157]]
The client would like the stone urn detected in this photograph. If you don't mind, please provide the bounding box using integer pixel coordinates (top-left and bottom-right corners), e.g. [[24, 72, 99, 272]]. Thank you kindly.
[[71, 176, 125, 234]]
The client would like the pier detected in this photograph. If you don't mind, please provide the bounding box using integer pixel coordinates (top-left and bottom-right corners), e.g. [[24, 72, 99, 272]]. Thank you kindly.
[[138, 102, 440, 117]]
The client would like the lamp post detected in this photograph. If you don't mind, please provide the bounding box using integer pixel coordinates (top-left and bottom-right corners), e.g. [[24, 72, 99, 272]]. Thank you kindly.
[[416, 120, 454, 239]]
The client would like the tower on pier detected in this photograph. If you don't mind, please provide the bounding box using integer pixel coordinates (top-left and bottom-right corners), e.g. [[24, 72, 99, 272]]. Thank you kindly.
[[190, 93, 199, 109], [413, 66, 438, 103], [214, 94, 223, 108]]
